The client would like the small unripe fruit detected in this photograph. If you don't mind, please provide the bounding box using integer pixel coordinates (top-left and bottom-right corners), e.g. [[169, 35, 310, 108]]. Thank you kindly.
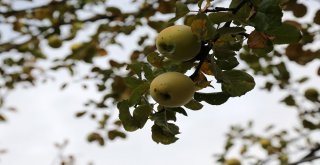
[[156, 25, 201, 62], [304, 88, 319, 102], [48, 35, 62, 48], [259, 138, 271, 148], [150, 72, 195, 107], [225, 158, 241, 165]]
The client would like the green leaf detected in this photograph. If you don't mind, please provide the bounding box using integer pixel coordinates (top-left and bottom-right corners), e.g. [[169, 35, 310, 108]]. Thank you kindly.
[[124, 77, 144, 89], [166, 107, 188, 116], [151, 124, 179, 145], [281, 95, 296, 106], [147, 52, 164, 68], [75, 111, 87, 118], [117, 101, 139, 132], [184, 99, 203, 110], [170, 2, 190, 22], [194, 92, 230, 105], [214, 48, 236, 59], [221, 70, 255, 97], [275, 62, 290, 82], [208, 12, 235, 24], [302, 120, 318, 130], [210, 58, 223, 82], [133, 105, 152, 128], [108, 130, 126, 140], [87, 132, 105, 146], [142, 63, 154, 80], [249, 0, 283, 32], [151, 108, 177, 126], [128, 82, 149, 106], [267, 23, 302, 44], [216, 56, 239, 70], [217, 27, 246, 36]]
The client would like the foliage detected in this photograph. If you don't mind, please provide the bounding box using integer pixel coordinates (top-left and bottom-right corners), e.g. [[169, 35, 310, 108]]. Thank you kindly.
[[0, 0, 319, 164]]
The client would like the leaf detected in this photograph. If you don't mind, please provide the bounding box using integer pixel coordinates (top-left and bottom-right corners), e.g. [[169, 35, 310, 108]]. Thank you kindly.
[[124, 77, 144, 89], [0, 114, 6, 122], [147, 52, 164, 68], [184, 99, 203, 110], [151, 124, 179, 145], [169, 2, 190, 22], [128, 82, 149, 106], [87, 132, 104, 146], [249, 0, 283, 32], [275, 62, 290, 82], [108, 130, 126, 140], [221, 70, 255, 97], [142, 63, 154, 80], [216, 56, 239, 70], [247, 30, 273, 54], [302, 120, 318, 130], [117, 101, 139, 132], [133, 105, 152, 128], [166, 107, 188, 116], [208, 12, 235, 24], [191, 13, 216, 40], [267, 23, 302, 44], [314, 10, 320, 25], [151, 108, 177, 125], [194, 92, 230, 105], [281, 95, 296, 106], [217, 27, 246, 36], [75, 111, 87, 118]]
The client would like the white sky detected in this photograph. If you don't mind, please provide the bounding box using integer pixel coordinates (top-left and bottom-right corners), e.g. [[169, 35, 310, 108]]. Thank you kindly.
[[0, 0, 319, 165]]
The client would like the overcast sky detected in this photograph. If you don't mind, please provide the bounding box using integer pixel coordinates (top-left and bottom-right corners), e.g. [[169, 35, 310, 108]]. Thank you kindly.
[[0, 1, 319, 165]]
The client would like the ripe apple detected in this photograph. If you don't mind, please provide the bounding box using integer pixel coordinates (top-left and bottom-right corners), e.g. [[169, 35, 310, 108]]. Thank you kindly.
[[156, 25, 201, 62], [150, 72, 195, 107]]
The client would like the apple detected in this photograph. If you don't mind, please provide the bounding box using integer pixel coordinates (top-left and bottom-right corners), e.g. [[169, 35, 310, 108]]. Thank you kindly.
[[224, 158, 241, 165], [304, 88, 319, 102], [48, 35, 62, 48], [259, 138, 271, 148], [156, 25, 201, 62], [150, 72, 195, 107]]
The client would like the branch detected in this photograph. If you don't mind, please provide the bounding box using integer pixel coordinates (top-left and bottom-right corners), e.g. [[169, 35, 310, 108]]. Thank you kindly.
[[205, 0, 249, 14], [0, 15, 116, 52], [0, 0, 67, 16], [189, 42, 212, 81], [289, 156, 320, 165], [289, 144, 320, 165]]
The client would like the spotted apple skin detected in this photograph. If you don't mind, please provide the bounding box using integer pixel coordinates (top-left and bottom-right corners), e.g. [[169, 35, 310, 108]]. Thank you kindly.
[[150, 72, 195, 107], [156, 25, 201, 62]]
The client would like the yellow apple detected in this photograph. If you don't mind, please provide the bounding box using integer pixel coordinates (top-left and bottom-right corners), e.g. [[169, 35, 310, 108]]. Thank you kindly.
[[156, 25, 201, 62], [225, 158, 241, 165], [150, 72, 195, 107], [259, 138, 271, 148], [48, 35, 62, 48]]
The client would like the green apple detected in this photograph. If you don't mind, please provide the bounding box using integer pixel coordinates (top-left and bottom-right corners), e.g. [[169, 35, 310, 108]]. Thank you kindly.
[[225, 158, 241, 165], [304, 88, 319, 102], [150, 72, 195, 107], [156, 25, 201, 62], [48, 35, 62, 48], [259, 138, 271, 148]]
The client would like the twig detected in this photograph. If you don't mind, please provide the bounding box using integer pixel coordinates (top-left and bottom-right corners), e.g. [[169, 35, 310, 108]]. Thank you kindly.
[[289, 144, 320, 165], [189, 42, 212, 81]]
